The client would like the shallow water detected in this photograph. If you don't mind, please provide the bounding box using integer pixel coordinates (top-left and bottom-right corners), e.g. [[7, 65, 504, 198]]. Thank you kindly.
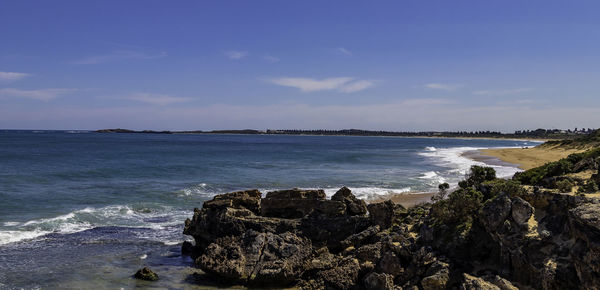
[[0, 131, 539, 288]]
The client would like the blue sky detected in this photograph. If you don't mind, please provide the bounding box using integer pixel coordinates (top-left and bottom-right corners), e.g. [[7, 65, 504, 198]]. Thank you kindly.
[[1, 0, 599, 131]]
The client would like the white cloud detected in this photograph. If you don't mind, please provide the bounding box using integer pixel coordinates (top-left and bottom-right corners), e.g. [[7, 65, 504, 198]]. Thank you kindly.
[[71, 50, 167, 65], [473, 88, 533, 96], [338, 80, 375, 93], [424, 83, 463, 91], [336, 47, 352, 56], [0, 71, 30, 82], [225, 50, 248, 60], [265, 77, 375, 93], [125, 93, 192, 106], [263, 55, 280, 63], [0, 88, 76, 101]]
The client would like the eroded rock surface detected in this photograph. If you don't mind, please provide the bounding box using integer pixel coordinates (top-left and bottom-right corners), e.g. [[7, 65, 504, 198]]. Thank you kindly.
[[183, 186, 600, 289]]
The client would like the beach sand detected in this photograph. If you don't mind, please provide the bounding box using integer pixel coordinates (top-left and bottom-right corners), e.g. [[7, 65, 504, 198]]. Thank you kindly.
[[478, 145, 586, 170], [370, 192, 435, 208]]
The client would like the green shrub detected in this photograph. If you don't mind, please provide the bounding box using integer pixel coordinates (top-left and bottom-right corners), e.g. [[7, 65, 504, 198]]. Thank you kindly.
[[459, 166, 496, 189], [556, 179, 574, 193], [578, 180, 599, 194], [481, 179, 526, 200]]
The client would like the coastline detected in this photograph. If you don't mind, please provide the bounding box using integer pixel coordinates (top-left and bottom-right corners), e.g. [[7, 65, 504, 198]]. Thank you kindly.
[[475, 145, 586, 170]]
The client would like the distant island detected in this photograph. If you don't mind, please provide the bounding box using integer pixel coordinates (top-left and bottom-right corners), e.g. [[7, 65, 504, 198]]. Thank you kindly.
[[96, 127, 597, 140]]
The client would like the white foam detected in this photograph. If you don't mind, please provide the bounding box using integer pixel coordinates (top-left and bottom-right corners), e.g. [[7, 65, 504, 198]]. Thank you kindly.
[[418, 146, 523, 186], [0, 204, 191, 245], [424, 146, 437, 152]]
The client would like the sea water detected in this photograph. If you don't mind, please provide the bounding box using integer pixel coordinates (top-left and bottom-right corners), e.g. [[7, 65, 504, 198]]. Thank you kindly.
[[0, 131, 538, 288]]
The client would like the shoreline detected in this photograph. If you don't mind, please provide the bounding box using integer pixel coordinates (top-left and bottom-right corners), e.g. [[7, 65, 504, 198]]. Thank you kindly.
[[475, 145, 586, 170]]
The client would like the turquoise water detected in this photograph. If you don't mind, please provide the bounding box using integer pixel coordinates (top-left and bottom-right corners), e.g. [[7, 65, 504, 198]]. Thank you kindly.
[[0, 131, 537, 288]]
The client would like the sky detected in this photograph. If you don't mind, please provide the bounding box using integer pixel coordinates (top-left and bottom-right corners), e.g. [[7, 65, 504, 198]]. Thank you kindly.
[[1, 0, 600, 131]]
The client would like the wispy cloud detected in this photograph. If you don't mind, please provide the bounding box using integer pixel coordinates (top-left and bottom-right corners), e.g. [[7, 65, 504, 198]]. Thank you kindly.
[[0, 88, 76, 101], [263, 54, 280, 63], [473, 88, 533, 96], [265, 77, 375, 93], [224, 50, 248, 60], [125, 93, 192, 106], [424, 83, 463, 91], [71, 50, 167, 65], [0, 71, 31, 82], [336, 47, 352, 56]]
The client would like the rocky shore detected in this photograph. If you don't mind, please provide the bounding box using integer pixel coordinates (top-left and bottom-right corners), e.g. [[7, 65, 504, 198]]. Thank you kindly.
[[179, 172, 600, 289]]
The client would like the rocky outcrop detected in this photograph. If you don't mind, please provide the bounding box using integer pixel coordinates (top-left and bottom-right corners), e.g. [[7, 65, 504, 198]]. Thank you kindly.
[[182, 186, 600, 289], [332, 186, 368, 216], [134, 267, 158, 281]]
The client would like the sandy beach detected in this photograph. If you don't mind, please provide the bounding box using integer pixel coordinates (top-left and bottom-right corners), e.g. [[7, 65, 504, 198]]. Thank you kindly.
[[478, 145, 586, 170], [370, 191, 435, 208]]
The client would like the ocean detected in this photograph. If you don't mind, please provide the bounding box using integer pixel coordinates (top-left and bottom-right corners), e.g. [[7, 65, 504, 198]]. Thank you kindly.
[[0, 131, 539, 288]]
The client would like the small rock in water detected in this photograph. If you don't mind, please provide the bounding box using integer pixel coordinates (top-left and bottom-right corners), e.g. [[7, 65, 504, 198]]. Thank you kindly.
[[134, 267, 158, 281]]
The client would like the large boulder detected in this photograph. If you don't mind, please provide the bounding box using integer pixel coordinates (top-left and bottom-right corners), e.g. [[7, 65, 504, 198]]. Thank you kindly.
[[202, 189, 262, 214], [134, 267, 159, 281], [569, 203, 600, 288], [460, 274, 500, 290], [198, 230, 312, 285], [332, 186, 368, 216], [317, 257, 361, 290], [363, 272, 394, 290], [421, 261, 450, 290], [510, 197, 533, 226], [479, 194, 512, 232], [367, 200, 406, 229], [261, 189, 346, 218]]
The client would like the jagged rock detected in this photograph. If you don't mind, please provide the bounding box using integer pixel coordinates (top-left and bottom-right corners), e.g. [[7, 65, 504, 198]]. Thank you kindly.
[[341, 225, 380, 248], [569, 203, 600, 288], [364, 272, 394, 290], [378, 251, 404, 276], [184, 207, 299, 249], [368, 200, 406, 228], [332, 186, 368, 216], [482, 275, 518, 290], [421, 261, 449, 290], [198, 230, 312, 285], [480, 194, 512, 232], [262, 189, 346, 218], [356, 242, 383, 264], [460, 274, 500, 290], [134, 267, 159, 281], [181, 240, 195, 256], [510, 197, 534, 226], [317, 257, 361, 290], [203, 189, 262, 214], [300, 212, 371, 251]]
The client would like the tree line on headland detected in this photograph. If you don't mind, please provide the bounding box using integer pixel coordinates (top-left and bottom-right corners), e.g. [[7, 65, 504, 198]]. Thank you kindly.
[[96, 127, 597, 140]]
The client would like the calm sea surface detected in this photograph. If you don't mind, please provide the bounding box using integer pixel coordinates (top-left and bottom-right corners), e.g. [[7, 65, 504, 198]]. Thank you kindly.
[[0, 131, 538, 288]]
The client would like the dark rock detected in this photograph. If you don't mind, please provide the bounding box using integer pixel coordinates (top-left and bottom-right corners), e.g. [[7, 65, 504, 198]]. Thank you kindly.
[[378, 251, 404, 276], [203, 189, 262, 214], [181, 240, 195, 256], [134, 267, 158, 281], [341, 225, 380, 248], [363, 272, 394, 290], [510, 197, 533, 226], [460, 274, 500, 290], [332, 186, 368, 216], [479, 194, 512, 232], [300, 212, 371, 251], [261, 188, 345, 218], [569, 203, 600, 288], [367, 200, 406, 229], [421, 261, 449, 290], [317, 256, 361, 290], [198, 230, 312, 285]]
